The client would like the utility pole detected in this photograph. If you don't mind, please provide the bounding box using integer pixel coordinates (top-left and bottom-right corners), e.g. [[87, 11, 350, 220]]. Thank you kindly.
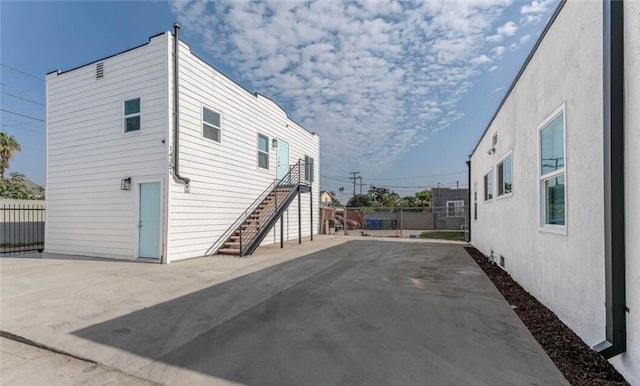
[[350, 172, 360, 197]]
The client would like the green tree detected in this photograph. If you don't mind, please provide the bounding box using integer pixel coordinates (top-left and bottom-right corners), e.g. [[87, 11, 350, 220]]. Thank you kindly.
[[347, 194, 372, 208], [414, 189, 432, 206], [368, 185, 400, 207], [401, 195, 416, 207], [0, 132, 21, 178], [0, 172, 33, 199], [329, 191, 342, 206]]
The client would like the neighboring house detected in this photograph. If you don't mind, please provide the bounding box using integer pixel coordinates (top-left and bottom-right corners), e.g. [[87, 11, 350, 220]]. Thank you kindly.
[[431, 187, 469, 212], [468, 1, 638, 382], [45, 26, 320, 263], [431, 187, 469, 230], [319, 191, 336, 206]]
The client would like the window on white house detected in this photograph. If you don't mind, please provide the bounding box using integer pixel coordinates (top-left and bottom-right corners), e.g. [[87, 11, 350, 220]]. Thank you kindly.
[[304, 155, 314, 182], [203, 107, 221, 142], [124, 98, 141, 132], [497, 153, 513, 196], [539, 109, 566, 226], [257, 133, 269, 169], [446, 200, 464, 217], [473, 182, 478, 220], [484, 169, 493, 201]]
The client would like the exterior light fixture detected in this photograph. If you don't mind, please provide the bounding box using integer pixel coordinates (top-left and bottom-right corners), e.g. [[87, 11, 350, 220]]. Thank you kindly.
[[272, 138, 278, 149], [121, 177, 132, 191]]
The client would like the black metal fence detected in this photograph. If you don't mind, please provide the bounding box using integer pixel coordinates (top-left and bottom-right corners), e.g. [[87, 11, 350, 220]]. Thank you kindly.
[[1, 202, 45, 254]]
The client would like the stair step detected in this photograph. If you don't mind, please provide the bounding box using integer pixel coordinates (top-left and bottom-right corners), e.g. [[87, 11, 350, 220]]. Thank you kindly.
[[219, 248, 241, 255], [224, 241, 240, 247]]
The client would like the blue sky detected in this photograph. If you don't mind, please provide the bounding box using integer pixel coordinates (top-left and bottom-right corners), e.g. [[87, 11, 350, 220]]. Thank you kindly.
[[1, 0, 558, 199]]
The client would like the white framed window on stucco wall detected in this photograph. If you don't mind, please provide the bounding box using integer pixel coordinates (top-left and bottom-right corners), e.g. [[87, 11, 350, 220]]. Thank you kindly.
[[473, 181, 478, 221], [484, 168, 493, 202], [446, 200, 464, 217], [496, 150, 513, 199], [538, 103, 567, 234]]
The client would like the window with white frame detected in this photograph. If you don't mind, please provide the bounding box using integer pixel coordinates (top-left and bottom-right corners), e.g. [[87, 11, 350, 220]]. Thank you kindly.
[[484, 169, 493, 201], [304, 155, 314, 182], [473, 182, 478, 220], [446, 200, 464, 217], [539, 107, 566, 227], [124, 98, 141, 132], [497, 153, 513, 196], [257, 133, 269, 169], [203, 107, 221, 142]]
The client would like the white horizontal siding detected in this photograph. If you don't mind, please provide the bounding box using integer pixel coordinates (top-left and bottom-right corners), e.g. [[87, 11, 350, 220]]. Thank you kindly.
[[166, 38, 320, 261], [45, 33, 170, 260]]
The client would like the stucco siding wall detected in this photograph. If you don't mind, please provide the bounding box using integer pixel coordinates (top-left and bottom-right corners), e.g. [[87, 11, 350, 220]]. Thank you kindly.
[[609, 1, 640, 382], [45, 35, 168, 260], [166, 37, 320, 262], [470, 1, 605, 345]]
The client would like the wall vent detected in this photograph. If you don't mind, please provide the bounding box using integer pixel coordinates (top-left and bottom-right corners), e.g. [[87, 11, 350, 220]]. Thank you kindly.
[[96, 62, 104, 79], [492, 133, 498, 146], [499, 255, 505, 268]]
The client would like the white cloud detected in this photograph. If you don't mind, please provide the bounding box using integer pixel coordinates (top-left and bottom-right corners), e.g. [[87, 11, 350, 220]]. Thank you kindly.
[[497, 21, 518, 36], [521, 0, 554, 14], [492, 86, 505, 93], [485, 34, 503, 43], [471, 55, 492, 65], [492, 46, 505, 57], [488, 65, 499, 72], [170, 0, 532, 180], [519, 34, 532, 44]]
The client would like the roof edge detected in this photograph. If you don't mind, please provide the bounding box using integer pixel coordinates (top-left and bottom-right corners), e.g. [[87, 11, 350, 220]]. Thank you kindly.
[[469, 0, 567, 158], [47, 32, 167, 77]]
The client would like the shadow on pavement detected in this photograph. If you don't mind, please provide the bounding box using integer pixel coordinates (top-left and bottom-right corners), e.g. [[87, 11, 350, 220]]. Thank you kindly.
[[72, 241, 567, 386]]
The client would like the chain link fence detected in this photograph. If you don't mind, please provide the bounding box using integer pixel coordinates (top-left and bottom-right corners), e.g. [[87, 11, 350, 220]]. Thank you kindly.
[[339, 206, 469, 241]]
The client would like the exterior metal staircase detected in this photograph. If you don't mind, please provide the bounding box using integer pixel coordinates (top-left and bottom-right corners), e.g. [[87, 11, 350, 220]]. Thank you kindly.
[[207, 160, 310, 257]]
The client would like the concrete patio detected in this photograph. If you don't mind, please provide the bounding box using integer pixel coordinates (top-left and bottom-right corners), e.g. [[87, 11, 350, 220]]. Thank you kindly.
[[0, 236, 567, 385]]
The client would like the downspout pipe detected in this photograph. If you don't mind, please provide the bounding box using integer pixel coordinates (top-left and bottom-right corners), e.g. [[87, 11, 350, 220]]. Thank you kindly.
[[595, 0, 626, 359], [466, 160, 471, 243], [172, 23, 190, 187]]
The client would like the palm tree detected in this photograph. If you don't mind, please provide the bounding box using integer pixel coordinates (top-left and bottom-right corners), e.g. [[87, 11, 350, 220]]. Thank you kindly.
[[338, 186, 344, 201], [0, 132, 22, 178]]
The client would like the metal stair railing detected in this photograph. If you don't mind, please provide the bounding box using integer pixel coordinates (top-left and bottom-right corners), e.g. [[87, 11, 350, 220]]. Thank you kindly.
[[239, 160, 304, 256], [207, 160, 307, 256], [205, 179, 277, 256]]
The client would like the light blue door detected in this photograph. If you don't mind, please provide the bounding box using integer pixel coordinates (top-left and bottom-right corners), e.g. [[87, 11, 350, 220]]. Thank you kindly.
[[277, 139, 290, 181], [139, 182, 161, 259]]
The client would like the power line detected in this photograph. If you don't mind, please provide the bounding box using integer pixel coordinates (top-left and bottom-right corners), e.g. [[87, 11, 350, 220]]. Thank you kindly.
[[1, 91, 45, 106], [321, 170, 467, 182], [0, 83, 43, 101], [1, 64, 44, 81], [349, 171, 360, 197], [0, 109, 45, 122], [365, 170, 467, 180]]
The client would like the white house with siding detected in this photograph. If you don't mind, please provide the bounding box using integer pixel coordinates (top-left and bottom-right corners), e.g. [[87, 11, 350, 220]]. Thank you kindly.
[[468, 1, 638, 382], [45, 26, 320, 264]]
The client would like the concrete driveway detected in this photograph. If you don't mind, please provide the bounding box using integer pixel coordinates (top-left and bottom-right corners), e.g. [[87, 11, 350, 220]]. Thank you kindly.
[[1, 238, 567, 385]]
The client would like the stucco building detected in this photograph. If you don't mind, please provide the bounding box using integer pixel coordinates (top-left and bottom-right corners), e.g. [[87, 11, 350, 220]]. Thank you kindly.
[[468, 1, 638, 382]]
